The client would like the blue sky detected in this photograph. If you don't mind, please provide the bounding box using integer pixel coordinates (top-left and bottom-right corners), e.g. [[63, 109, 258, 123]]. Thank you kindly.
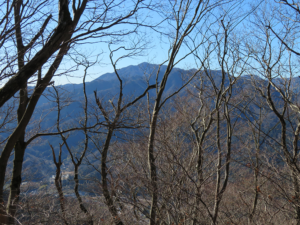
[[52, 0, 265, 85]]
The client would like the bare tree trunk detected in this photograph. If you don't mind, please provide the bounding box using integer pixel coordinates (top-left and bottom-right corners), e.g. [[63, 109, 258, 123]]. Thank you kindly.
[[148, 111, 159, 225], [266, 81, 300, 223], [248, 151, 259, 225], [212, 111, 222, 225], [0, 143, 12, 223], [248, 108, 263, 225], [73, 165, 93, 225], [0, 0, 73, 108], [101, 128, 123, 225], [5, 2, 27, 221], [0, 24, 72, 223], [1, 43, 71, 224], [93, 55, 156, 225], [6, 140, 26, 225], [54, 76, 94, 225], [51, 144, 68, 225]]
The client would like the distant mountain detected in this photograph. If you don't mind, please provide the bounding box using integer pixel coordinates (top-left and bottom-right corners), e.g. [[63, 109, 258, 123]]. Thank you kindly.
[[5, 62, 296, 181], [21, 62, 202, 179]]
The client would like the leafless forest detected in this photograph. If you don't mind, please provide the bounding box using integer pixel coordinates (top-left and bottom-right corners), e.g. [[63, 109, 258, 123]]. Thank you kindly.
[[1, 0, 300, 224]]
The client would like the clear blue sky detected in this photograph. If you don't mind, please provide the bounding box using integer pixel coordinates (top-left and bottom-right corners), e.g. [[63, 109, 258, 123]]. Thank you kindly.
[[52, 0, 263, 85]]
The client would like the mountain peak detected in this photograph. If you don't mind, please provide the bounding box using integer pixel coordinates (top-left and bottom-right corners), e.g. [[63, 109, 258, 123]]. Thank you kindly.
[[97, 62, 161, 81]]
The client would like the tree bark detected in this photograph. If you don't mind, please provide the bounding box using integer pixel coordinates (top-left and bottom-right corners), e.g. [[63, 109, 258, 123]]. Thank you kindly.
[[101, 128, 123, 225], [0, 0, 73, 108], [148, 112, 159, 225]]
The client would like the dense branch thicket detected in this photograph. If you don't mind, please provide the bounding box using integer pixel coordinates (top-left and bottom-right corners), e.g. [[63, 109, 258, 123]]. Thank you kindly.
[[1, 0, 300, 224]]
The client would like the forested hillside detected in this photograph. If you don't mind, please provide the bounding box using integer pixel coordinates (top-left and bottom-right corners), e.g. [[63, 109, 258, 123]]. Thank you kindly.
[[1, 0, 300, 224]]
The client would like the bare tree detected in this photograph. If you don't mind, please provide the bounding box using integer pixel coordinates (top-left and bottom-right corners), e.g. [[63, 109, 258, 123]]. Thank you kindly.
[[50, 143, 69, 225], [244, 2, 300, 223], [144, 0, 227, 223], [91, 45, 156, 225], [0, 0, 145, 223]]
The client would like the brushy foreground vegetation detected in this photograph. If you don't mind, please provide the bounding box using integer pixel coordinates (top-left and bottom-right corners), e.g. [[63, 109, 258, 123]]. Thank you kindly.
[[1, 0, 300, 224]]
